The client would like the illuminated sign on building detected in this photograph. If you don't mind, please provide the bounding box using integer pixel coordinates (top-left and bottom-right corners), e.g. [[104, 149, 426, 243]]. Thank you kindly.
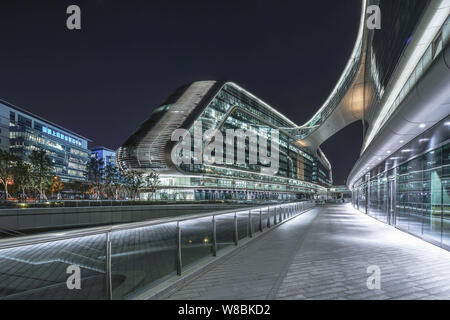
[[42, 126, 82, 146]]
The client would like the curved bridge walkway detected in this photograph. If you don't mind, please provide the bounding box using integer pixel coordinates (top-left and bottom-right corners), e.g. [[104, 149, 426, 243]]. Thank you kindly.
[[166, 204, 450, 300]]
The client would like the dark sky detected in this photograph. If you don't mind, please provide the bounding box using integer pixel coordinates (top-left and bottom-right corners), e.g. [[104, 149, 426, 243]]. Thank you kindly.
[[0, 0, 363, 185]]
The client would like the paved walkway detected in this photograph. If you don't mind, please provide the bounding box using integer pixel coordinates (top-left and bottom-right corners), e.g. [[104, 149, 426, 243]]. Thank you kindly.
[[167, 204, 450, 300]]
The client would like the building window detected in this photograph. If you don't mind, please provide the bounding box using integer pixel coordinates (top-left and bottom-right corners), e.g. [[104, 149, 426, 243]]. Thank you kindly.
[[18, 115, 32, 128], [34, 122, 43, 131]]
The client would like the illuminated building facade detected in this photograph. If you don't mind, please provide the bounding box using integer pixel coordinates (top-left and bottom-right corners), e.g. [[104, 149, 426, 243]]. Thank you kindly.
[[90, 146, 117, 170], [118, 81, 332, 201], [0, 99, 91, 182]]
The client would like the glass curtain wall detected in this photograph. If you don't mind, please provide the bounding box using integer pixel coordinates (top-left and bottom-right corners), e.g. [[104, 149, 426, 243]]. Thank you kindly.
[[352, 142, 450, 248], [179, 83, 332, 187]]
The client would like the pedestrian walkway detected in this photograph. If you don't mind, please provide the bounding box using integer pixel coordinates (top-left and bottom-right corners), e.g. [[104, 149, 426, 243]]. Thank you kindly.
[[166, 204, 450, 300]]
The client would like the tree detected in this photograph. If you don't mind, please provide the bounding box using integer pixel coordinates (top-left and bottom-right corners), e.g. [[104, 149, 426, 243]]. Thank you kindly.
[[0, 150, 19, 202], [124, 170, 144, 200], [145, 171, 160, 200], [116, 168, 130, 200], [66, 180, 89, 199], [104, 163, 122, 200], [29, 149, 54, 202], [85, 157, 104, 199], [50, 176, 64, 200], [13, 159, 32, 201]]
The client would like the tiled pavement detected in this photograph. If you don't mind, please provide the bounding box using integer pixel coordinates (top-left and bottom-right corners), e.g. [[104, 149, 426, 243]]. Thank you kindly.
[[167, 204, 450, 300]]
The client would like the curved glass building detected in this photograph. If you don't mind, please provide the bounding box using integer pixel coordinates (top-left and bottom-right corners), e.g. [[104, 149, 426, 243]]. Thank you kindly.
[[118, 81, 332, 201]]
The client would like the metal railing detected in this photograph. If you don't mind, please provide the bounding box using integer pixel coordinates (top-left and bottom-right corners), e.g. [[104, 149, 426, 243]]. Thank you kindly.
[[0, 201, 315, 300]]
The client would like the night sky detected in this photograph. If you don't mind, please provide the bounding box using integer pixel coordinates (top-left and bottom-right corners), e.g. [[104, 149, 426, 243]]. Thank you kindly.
[[0, 0, 363, 185]]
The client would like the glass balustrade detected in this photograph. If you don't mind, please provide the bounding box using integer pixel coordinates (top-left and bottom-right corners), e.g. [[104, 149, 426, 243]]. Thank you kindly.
[[0, 201, 314, 300]]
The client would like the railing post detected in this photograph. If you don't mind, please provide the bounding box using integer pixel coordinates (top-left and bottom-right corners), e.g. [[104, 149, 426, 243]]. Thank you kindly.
[[234, 213, 238, 246], [105, 232, 113, 300], [267, 207, 271, 228], [212, 216, 217, 257], [176, 222, 182, 275], [274, 207, 278, 224], [284, 206, 287, 220], [248, 210, 253, 238], [259, 208, 263, 232]]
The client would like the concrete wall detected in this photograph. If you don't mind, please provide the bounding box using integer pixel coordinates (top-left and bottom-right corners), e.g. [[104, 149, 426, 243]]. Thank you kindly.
[[0, 203, 254, 234]]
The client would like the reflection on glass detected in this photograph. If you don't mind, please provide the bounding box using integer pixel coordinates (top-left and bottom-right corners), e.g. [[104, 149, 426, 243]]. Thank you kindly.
[[180, 218, 213, 270], [111, 222, 177, 299], [0, 234, 107, 300]]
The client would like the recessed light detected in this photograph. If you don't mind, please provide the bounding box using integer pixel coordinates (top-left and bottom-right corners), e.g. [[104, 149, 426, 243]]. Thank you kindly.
[[419, 123, 426, 128], [399, 140, 404, 143], [386, 150, 391, 154]]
